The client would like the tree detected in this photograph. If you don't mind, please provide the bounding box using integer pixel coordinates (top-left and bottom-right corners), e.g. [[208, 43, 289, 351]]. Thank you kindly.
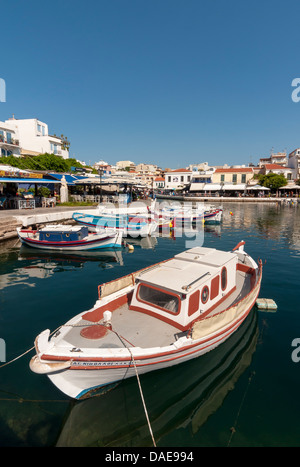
[[60, 134, 70, 151], [257, 173, 287, 191]]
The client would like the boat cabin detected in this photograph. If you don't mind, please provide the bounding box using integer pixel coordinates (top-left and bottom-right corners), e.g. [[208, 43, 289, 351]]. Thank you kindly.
[[130, 246, 238, 330], [38, 225, 89, 242]]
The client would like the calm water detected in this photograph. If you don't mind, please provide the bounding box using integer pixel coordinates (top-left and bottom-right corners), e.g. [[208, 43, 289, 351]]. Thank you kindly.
[[0, 202, 300, 447]]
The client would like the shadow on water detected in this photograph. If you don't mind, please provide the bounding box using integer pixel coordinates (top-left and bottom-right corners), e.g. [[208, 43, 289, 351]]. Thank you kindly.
[[56, 311, 259, 447]]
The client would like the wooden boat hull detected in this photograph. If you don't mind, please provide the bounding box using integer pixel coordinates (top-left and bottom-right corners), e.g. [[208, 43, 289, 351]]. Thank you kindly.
[[72, 212, 157, 237], [204, 209, 222, 223], [30, 252, 262, 399], [17, 227, 123, 251]]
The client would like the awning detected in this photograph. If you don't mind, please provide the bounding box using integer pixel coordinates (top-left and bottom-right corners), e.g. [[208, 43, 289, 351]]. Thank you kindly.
[[0, 177, 60, 184], [49, 173, 83, 185], [189, 183, 222, 191], [279, 184, 300, 189], [247, 185, 270, 190], [222, 184, 247, 190]]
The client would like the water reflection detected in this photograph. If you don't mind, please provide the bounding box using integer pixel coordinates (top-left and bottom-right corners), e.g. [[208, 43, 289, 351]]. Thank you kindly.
[[56, 310, 258, 447], [221, 203, 300, 254], [0, 247, 126, 290]]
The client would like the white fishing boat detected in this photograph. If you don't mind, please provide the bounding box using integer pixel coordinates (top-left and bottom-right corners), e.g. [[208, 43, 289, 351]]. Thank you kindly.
[[160, 203, 204, 223], [29, 241, 262, 399], [97, 199, 157, 216], [72, 212, 158, 237], [17, 225, 123, 251], [204, 206, 223, 223]]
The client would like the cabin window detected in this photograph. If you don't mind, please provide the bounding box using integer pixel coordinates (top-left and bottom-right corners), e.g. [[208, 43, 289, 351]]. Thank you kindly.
[[210, 275, 220, 300], [137, 284, 179, 314], [201, 286, 209, 304], [221, 267, 227, 291], [188, 290, 200, 316]]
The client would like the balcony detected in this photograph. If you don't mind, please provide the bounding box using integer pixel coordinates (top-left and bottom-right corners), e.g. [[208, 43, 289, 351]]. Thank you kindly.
[[0, 136, 20, 146]]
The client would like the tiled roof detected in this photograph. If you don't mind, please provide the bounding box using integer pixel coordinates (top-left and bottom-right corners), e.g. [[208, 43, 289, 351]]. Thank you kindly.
[[167, 168, 191, 173], [214, 168, 253, 173], [264, 164, 290, 170]]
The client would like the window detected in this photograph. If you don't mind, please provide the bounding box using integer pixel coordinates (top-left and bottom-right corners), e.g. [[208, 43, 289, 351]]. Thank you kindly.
[[220, 174, 225, 182], [241, 174, 246, 183], [201, 286, 209, 304], [6, 132, 11, 144], [168, 176, 171, 182], [221, 267, 227, 291], [232, 174, 237, 183], [210, 275, 220, 300], [137, 284, 180, 314], [180, 176, 184, 182], [188, 290, 200, 316], [37, 124, 41, 133]]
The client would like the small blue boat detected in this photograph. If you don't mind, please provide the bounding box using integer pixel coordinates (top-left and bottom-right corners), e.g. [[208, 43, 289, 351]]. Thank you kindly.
[[17, 225, 123, 251], [72, 212, 157, 237]]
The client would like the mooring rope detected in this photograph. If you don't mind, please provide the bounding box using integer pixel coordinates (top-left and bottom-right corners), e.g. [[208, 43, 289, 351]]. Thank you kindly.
[[227, 371, 255, 447], [114, 330, 157, 447], [0, 325, 63, 369], [0, 322, 157, 447]]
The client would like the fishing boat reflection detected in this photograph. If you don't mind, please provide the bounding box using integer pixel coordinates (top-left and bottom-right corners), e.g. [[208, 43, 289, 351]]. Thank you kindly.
[[56, 310, 258, 447], [18, 246, 125, 269]]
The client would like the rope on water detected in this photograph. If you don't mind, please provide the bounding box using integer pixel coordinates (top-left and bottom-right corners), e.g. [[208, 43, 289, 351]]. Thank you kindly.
[[227, 371, 255, 447], [0, 318, 156, 447], [114, 330, 156, 448], [0, 325, 63, 369]]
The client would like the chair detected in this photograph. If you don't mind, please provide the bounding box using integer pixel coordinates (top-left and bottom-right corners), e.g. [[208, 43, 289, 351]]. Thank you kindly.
[[0, 197, 7, 209]]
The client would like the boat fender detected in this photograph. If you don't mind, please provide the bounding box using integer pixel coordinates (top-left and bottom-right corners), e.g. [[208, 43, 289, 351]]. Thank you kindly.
[[103, 310, 112, 328]]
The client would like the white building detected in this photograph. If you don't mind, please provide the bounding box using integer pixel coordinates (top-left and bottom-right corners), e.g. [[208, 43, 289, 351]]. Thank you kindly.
[[263, 163, 293, 180], [4, 117, 69, 159], [259, 152, 287, 167], [288, 148, 300, 179], [0, 121, 21, 157], [164, 168, 192, 190], [189, 167, 215, 192], [116, 160, 136, 170], [153, 176, 165, 189]]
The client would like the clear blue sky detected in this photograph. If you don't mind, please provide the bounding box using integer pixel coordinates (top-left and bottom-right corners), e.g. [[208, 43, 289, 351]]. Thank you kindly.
[[1, 0, 300, 169]]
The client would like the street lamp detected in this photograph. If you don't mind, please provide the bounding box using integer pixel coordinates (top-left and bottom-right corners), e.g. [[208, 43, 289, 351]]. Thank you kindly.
[[98, 168, 104, 203]]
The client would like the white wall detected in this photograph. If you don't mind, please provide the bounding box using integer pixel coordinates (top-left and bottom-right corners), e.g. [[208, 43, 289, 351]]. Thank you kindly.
[[5, 118, 69, 159], [164, 171, 192, 189]]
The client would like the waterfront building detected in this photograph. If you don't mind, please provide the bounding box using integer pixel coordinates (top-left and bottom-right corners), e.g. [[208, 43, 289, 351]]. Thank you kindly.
[[189, 167, 215, 192], [259, 152, 287, 167], [288, 149, 300, 179], [261, 163, 293, 180], [116, 160, 136, 170], [0, 121, 21, 158], [212, 167, 254, 185], [153, 176, 165, 189], [4, 117, 69, 159], [164, 168, 192, 190], [93, 160, 112, 175]]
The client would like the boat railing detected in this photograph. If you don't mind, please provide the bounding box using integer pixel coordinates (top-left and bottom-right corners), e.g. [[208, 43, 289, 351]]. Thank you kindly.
[[98, 273, 135, 299], [191, 260, 263, 340], [182, 272, 211, 291]]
